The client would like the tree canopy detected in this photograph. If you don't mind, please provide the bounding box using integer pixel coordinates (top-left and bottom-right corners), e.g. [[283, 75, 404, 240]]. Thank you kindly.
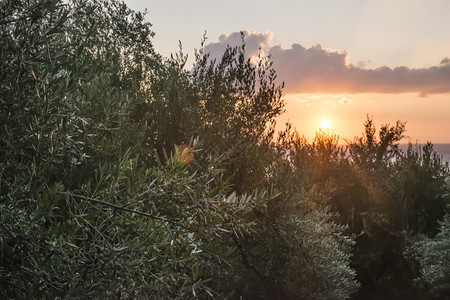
[[1, 0, 449, 299]]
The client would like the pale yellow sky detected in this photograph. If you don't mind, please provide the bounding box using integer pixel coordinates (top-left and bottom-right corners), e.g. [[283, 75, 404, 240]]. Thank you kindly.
[[125, 0, 450, 68]]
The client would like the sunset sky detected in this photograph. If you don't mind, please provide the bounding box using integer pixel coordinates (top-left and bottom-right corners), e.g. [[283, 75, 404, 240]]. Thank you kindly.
[[125, 0, 450, 143]]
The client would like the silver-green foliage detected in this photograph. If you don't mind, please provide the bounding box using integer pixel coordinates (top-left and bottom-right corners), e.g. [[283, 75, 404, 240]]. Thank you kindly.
[[0, 0, 262, 297], [408, 213, 450, 297], [0, 0, 359, 298]]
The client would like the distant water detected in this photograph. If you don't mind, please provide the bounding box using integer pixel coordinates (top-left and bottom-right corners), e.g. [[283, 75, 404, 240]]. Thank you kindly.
[[399, 144, 450, 164]]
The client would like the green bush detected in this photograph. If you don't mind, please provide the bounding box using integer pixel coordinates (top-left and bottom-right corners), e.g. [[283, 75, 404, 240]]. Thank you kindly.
[[407, 212, 450, 297]]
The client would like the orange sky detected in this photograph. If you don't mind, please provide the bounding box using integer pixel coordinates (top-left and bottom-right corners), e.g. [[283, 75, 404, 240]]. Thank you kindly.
[[277, 93, 450, 144]]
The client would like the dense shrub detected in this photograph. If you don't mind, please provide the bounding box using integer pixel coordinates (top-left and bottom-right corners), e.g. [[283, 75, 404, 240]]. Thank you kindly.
[[2, 0, 448, 299], [1, 0, 359, 298]]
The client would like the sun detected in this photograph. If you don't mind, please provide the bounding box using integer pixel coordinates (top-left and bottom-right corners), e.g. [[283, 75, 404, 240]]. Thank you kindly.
[[320, 118, 331, 129]]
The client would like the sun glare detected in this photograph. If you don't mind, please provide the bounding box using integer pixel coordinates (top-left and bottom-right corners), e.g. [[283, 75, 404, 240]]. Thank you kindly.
[[320, 118, 331, 129]]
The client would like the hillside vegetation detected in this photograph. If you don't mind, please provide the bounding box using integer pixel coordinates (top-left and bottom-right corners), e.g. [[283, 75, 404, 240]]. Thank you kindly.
[[1, 0, 449, 298]]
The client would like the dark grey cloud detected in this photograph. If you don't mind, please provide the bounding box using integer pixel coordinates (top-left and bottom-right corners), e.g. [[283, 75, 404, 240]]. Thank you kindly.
[[441, 57, 450, 65], [204, 31, 450, 96]]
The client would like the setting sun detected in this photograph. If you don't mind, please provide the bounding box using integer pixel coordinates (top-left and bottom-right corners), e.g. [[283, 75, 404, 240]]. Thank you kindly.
[[320, 118, 331, 129]]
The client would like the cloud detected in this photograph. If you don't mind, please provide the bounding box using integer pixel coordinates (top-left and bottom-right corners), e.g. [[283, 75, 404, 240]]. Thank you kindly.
[[441, 57, 450, 65], [271, 43, 450, 95], [203, 30, 272, 62], [203, 31, 450, 96]]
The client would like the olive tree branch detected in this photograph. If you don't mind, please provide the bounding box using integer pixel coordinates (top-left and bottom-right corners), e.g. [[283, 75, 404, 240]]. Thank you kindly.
[[57, 191, 178, 224]]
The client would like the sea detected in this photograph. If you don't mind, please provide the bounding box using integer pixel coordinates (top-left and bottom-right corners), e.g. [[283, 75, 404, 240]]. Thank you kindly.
[[399, 143, 450, 164]]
